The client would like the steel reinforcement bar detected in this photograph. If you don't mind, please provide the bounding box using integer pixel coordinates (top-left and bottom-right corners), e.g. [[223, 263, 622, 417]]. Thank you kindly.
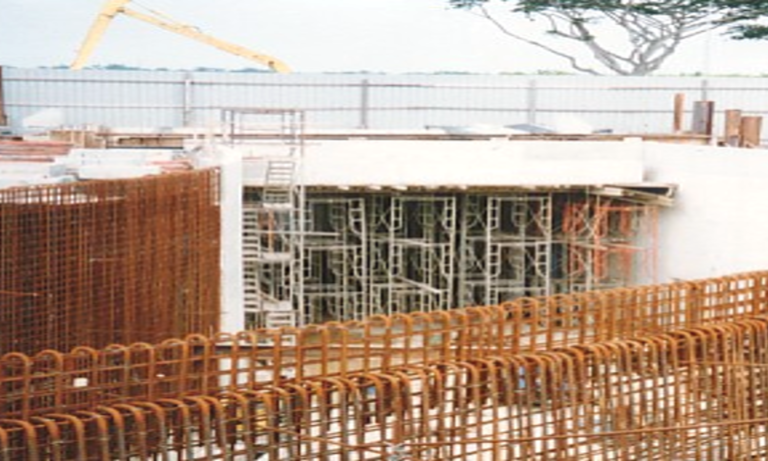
[[2, 271, 768, 420], [0, 169, 222, 356], [3, 316, 768, 460]]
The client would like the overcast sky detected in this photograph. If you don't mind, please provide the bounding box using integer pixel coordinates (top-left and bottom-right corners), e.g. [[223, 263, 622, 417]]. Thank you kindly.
[[2, 0, 768, 75]]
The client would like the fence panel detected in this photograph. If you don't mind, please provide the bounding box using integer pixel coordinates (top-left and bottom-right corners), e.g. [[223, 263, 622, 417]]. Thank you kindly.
[[4, 69, 767, 140]]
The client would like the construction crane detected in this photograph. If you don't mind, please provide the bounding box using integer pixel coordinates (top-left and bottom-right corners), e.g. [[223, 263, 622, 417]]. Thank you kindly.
[[71, 0, 290, 73]]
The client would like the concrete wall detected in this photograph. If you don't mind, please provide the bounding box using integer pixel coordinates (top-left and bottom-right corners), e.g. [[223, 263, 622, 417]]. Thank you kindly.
[[645, 143, 768, 282], [243, 138, 645, 187]]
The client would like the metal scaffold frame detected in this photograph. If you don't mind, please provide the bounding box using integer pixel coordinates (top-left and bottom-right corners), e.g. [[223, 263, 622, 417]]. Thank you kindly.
[[243, 186, 659, 327], [555, 194, 659, 294], [459, 193, 553, 307], [303, 196, 368, 321], [367, 195, 457, 316]]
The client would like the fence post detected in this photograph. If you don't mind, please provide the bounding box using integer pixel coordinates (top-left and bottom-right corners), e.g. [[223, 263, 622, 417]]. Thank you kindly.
[[691, 100, 715, 136], [182, 72, 193, 127], [723, 109, 742, 147], [740, 116, 763, 148], [527, 79, 538, 125], [700, 78, 709, 101], [0, 66, 8, 127], [359, 79, 370, 129], [673, 93, 685, 133]]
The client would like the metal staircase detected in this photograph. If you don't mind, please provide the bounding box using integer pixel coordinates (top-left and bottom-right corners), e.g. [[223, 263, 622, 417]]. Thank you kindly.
[[262, 159, 296, 207], [230, 108, 306, 335]]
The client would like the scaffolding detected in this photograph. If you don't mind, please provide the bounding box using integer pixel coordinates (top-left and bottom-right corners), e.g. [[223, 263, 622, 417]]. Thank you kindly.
[[459, 194, 553, 306], [368, 195, 457, 316], [243, 188, 660, 327], [233, 109, 307, 331], [303, 196, 368, 321], [556, 194, 659, 293]]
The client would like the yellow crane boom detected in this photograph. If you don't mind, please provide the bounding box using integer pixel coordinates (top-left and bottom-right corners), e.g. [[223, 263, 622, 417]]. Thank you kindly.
[[71, 0, 290, 73]]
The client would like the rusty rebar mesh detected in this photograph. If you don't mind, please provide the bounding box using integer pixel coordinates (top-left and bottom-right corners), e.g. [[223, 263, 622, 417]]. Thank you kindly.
[[2, 271, 768, 421], [5, 316, 768, 459], [0, 170, 221, 356]]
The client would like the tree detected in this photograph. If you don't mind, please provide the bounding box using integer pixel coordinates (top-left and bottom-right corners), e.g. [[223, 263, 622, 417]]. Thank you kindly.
[[449, 0, 768, 76], [711, 0, 768, 40]]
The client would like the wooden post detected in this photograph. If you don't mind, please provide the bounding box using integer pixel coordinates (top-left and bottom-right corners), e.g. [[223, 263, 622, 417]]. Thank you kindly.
[[740, 116, 763, 148], [673, 93, 685, 133], [691, 101, 715, 136], [723, 110, 742, 147]]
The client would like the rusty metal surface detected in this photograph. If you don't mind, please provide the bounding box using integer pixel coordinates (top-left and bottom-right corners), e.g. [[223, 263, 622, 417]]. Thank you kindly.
[[0, 140, 72, 159], [0, 170, 221, 356], [4, 315, 768, 459], [2, 271, 768, 422], [560, 197, 658, 290]]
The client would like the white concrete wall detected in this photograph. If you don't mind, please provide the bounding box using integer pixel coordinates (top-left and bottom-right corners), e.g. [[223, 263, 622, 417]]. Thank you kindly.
[[243, 139, 646, 187], [198, 145, 245, 334], [644, 143, 768, 282]]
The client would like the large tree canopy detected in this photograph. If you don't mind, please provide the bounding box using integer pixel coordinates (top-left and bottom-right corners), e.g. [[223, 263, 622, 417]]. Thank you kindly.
[[449, 0, 768, 75]]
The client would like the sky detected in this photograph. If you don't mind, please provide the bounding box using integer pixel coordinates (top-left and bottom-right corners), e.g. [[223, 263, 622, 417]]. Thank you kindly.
[[2, 0, 768, 75]]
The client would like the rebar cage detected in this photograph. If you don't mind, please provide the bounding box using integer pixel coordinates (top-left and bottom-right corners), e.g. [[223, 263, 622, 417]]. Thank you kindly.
[[3, 272, 768, 459], [0, 169, 222, 356]]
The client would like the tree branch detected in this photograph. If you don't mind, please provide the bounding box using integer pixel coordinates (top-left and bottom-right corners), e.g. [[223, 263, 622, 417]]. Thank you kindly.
[[455, 0, 759, 75], [474, 6, 603, 75]]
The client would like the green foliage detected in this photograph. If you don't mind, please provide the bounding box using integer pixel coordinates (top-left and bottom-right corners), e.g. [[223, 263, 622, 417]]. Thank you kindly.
[[453, 0, 768, 30], [713, 0, 768, 39], [98, 63, 144, 71], [535, 69, 575, 75], [732, 25, 768, 39], [448, 0, 487, 8], [452, 0, 712, 11], [232, 67, 271, 73]]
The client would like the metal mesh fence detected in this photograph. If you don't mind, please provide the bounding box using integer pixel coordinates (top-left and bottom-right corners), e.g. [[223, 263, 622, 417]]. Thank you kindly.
[[5, 69, 768, 140], [0, 169, 222, 356]]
